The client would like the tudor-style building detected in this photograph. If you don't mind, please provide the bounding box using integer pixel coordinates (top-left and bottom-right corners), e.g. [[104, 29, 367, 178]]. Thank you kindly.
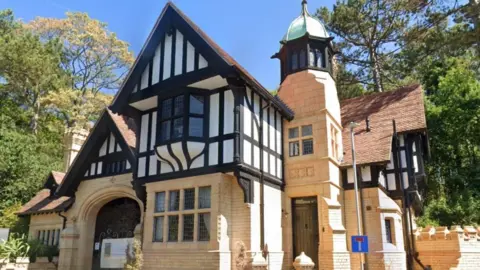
[[17, 2, 428, 270]]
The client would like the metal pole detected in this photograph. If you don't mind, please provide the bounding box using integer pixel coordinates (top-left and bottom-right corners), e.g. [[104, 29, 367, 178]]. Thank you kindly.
[[350, 122, 364, 270]]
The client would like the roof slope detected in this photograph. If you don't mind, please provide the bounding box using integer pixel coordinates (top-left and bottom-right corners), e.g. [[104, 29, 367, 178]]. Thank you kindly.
[[340, 84, 427, 166], [17, 172, 73, 216], [108, 109, 137, 148]]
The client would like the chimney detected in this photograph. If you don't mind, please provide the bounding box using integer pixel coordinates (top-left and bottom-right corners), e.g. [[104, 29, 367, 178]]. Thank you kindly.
[[63, 128, 89, 172]]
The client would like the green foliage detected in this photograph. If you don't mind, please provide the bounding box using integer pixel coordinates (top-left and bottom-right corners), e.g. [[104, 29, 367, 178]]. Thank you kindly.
[[124, 239, 143, 270], [0, 234, 30, 262], [27, 239, 45, 263]]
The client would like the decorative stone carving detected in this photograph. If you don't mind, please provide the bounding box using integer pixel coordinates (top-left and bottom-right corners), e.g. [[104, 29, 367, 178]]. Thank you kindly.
[[293, 252, 315, 270]]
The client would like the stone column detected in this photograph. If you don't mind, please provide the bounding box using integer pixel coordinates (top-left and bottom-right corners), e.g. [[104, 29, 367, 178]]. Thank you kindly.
[[251, 253, 268, 270], [57, 227, 79, 270]]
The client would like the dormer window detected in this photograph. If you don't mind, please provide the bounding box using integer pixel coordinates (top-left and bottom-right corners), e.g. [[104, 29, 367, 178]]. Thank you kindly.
[[159, 93, 206, 143]]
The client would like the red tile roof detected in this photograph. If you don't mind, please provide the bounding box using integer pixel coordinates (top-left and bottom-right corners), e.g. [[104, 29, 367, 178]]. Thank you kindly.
[[108, 109, 137, 149], [17, 172, 73, 216], [340, 84, 427, 166]]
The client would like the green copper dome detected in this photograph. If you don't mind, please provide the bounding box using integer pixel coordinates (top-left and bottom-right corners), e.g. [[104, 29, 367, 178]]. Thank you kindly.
[[282, 0, 329, 42]]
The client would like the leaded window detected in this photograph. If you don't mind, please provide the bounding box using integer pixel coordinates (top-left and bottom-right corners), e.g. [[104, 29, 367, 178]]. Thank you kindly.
[[159, 94, 205, 143], [289, 141, 300, 157], [183, 214, 194, 241], [153, 216, 164, 242], [199, 187, 211, 209], [169, 190, 180, 211], [385, 219, 393, 244], [155, 192, 165, 212], [152, 186, 212, 243], [289, 125, 314, 157], [168, 215, 179, 242], [291, 51, 298, 71], [302, 139, 314, 155], [198, 213, 211, 241], [184, 189, 195, 210]]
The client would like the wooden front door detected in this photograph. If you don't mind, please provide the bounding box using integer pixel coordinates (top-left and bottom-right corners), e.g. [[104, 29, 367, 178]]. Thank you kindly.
[[293, 197, 319, 268]]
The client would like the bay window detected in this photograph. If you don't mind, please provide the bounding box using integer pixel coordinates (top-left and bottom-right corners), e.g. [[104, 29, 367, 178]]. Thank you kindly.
[[158, 93, 205, 143]]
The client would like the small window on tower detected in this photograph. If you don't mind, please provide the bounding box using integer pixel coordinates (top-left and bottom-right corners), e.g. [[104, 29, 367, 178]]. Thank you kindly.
[[289, 141, 300, 157], [291, 51, 298, 71], [299, 49, 306, 68]]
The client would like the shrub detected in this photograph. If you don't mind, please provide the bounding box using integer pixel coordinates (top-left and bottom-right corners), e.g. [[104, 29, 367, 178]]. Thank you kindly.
[[0, 233, 30, 262]]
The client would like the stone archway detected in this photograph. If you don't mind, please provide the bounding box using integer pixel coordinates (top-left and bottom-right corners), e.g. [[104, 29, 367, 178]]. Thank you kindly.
[[92, 198, 140, 270], [75, 185, 144, 270]]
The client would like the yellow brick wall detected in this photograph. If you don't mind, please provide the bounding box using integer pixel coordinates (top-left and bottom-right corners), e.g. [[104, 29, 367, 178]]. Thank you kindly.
[[28, 213, 63, 239]]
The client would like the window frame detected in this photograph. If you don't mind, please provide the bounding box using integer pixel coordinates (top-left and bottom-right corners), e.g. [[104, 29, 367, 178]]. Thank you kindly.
[[152, 186, 212, 244], [157, 92, 207, 145], [288, 124, 314, 157]]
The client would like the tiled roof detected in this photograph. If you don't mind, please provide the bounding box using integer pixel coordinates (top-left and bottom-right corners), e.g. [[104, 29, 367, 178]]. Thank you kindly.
[[17, 172, 73, 216], [51, 171, 65, 185], [108, 109, 137, 149], [340, 84, 427, 166]]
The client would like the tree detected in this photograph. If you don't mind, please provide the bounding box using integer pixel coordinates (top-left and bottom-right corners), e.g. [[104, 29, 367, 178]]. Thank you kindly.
[[317, 0, 430, 92], [0, 29, 66, 134], [26, 12, 134, 128]]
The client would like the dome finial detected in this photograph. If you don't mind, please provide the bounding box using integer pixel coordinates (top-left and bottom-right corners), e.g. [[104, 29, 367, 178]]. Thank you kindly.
[[301, 0, 308, 15]]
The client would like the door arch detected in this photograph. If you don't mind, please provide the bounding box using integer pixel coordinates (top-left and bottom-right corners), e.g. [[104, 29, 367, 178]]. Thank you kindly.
[[92, 198, 140, 270]]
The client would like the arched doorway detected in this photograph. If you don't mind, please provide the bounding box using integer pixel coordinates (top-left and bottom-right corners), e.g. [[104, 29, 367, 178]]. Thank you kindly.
[[92, 198, 141, 270]]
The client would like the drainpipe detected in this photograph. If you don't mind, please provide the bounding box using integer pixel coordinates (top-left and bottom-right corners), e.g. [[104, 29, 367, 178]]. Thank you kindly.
[[392, 120, 413, 270], [259, 101, 272, 258], [406, 202, 429, 270], [57, 212, 67, 229]]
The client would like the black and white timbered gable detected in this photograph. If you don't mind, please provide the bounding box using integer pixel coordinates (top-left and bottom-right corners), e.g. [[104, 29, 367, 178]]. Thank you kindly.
[[110, 2, 293, 203], [56, 110, 137, 197]]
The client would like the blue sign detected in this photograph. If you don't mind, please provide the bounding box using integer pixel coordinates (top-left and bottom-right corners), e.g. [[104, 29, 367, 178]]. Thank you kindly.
[[351, 235, 368, 253]]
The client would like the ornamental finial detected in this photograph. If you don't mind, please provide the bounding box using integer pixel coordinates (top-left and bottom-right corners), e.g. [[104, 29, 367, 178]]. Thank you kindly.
[[301, 0, 309, 15]]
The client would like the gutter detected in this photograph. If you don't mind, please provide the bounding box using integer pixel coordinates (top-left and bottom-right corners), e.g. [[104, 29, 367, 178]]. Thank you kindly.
[[57, 212, 67, 229]]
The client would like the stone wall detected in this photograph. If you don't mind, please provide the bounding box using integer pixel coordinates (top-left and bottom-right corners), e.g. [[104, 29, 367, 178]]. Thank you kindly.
[[414, 226, 480, 270], [0, 258, 57, 270]]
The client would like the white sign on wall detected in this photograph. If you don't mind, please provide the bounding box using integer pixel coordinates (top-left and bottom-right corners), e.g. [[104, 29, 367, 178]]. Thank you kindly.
[[0, 229, 9, 242], [100, 238, 133, 269]]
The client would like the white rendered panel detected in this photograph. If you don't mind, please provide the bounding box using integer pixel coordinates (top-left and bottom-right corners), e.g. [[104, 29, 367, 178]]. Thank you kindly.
[[413, 155, 419, 173], [387, 173, 396, 190], [378, 171, 386, 187], [243, 105, 251, 137], [160, 163, 173, 174], [209, 142, 218, 166], [116, 143, 121, 152], [187, 142, 205, 160], [132, 83, 137, 93], [400, 150, 407, 168], [276, 158, 282, 178], [209, 93, 219, 137], [126, 161, 131, 170], [224, 90, 234, 134], [84, 171, 88, 177], [152, 43, 161, 84], [263, 150, 268, 173], [190, 154, 204, 169], [99, 139, 107, 157], [156, 145, 178, 172], [139, 114, 149, 153], [276, 112, 281, 154], [171, 142, 187, 170], [253, 94, 260, 141], [186, 42, 195, 73], [253, 145, 260, 169], [137, 157, 146, 178], [140, 64, 149, 90], [262, 107, 268, 147], [361, 166, 371, 182], [149, 155, 157, 176], [403, 172, 409, 189], [243, 140, 252, 165], [97, 161, 103, 175], [150, 112, 157, 150], [108, 133, 116, 154], [90, 163, 96, 176], [269, 109, 275, 150], [174, 30, 183, 76], [223, 139, 234, 163], [347, 168, 354, 184], [269, 154, 275, 175], [198, 54, 208, 69], [162, 34, 172, 80]]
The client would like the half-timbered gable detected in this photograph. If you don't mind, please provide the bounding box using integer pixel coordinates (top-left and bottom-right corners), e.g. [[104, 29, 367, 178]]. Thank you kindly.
[[56, 109, 137, 197], [340, 85, 428, 212], [110, 3, 293, 201]]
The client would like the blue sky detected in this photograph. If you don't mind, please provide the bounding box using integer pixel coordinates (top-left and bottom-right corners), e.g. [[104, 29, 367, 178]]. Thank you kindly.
[[1, 0, 335, 91]]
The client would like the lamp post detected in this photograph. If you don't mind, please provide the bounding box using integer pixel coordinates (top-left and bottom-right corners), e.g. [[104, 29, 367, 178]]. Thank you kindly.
[[349, 121, 364, 270]]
